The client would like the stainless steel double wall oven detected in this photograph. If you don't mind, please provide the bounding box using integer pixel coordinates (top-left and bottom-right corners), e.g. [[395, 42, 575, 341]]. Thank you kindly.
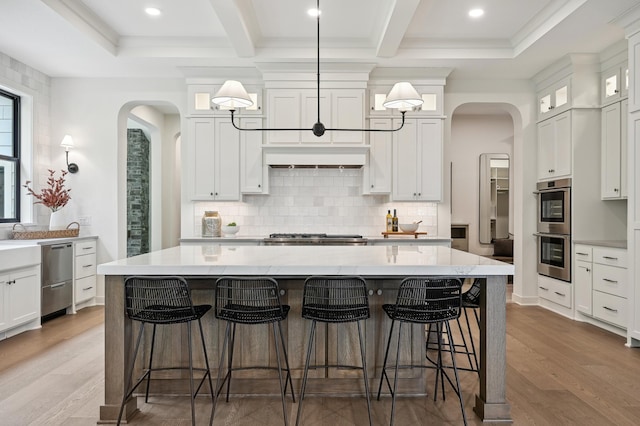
[[535, 178, 571, 281]]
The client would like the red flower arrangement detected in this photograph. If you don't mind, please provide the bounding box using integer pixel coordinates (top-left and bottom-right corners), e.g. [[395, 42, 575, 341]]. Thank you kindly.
[[23, 169, 71, 212]]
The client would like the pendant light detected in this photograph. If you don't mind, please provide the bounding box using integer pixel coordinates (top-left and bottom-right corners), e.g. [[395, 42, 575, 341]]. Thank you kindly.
[[212, 0, 423, 137]]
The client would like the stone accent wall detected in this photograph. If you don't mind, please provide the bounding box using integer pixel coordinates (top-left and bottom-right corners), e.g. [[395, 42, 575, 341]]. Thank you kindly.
[[127, 129, 150, 257]]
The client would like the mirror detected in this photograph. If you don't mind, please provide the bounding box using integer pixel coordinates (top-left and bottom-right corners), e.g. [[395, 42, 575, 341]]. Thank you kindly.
[[479, 153, 510, 244]]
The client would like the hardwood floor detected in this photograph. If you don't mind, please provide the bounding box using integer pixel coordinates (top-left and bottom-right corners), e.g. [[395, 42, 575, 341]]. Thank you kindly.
[[0, 303, 639, 425]]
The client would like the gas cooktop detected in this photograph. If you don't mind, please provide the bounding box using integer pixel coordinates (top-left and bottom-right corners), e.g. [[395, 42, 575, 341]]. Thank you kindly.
[[264, 233, 367, 245]]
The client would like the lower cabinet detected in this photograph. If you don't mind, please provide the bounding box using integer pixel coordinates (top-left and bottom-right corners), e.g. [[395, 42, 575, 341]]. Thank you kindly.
[[74, 239, 97, 308], [574, 244, 627, 330], [0, 265, 40, 335], [538, 275, 572, 309]]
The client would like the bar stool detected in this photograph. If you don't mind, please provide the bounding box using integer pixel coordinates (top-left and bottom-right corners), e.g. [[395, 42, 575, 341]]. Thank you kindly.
[[211, 277, 295, 426], [426, 277, 482, 374], [296, 276, 372, 426], [117, 276, 214, 426], [376, 277, 467, 426]]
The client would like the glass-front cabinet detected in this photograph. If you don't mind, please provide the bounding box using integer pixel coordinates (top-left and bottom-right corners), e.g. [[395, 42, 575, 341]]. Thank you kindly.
[[537, 78, 570, 120], [368, 85, 443, 117], [187, 84, 262, 116], [601, 62, 628, 106]]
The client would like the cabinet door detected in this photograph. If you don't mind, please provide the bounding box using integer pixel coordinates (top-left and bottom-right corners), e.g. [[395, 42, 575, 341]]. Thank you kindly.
[[392, 119, 418, 200], [416, 119, 443, 201], [331, 90, 364, 143], [0, 274, 8, 331], [601, 102, 622, 199], [8, 267, 40, 326], [301, 91, 331, 143], [267, 90, 301, 143], [621, 100, 628, 198], [553, 112, 572, 178], [367, 119, 392, 194], [214, 119, 241, 200], [575, 260, 592, 314], [537, 119, 555, 180], [189, 117, 216, 199], [240, 117, 266, 194]]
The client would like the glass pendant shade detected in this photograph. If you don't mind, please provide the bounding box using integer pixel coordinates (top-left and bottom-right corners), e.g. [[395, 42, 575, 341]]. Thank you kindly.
[[383, 82, 424, 109], [212, 80, 254, 109]]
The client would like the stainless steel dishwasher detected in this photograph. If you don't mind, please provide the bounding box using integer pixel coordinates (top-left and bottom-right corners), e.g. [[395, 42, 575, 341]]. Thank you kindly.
[[41, 242, 73, 318]]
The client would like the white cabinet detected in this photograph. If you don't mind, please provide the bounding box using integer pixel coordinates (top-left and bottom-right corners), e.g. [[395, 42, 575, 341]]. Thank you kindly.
[[537, 78, 570, 120], [187, 84, 262, 116], [537, 111, 571, 180], [601, 62, 628, 106], [266, 89, 365, 144], [574, 244, 593, 315], [538, 274, 572, 309], [392, 118, 442, 201], [240, 117, 268, 194], [573, 244, 627, 330], [74, 240, 97, 306], [601, 100, 628, 199], [0, 266, 40, 333], [187, 117, 241, 201], [363, 119, 392, 194], [369, 85, 443, 117]]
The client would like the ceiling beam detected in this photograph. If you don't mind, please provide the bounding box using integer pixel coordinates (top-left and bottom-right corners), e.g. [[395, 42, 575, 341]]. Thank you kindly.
[[376, 0, 421, 58], [40, 0, 118, 55], [207, 0, 257, 57]]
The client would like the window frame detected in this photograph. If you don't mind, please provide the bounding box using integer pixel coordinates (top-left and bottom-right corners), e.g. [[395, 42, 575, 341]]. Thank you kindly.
[[0, 87, 21, 224]]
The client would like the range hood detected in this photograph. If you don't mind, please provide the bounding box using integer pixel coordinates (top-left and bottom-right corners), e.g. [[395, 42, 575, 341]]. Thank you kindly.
[[263, 144, 369, 167]]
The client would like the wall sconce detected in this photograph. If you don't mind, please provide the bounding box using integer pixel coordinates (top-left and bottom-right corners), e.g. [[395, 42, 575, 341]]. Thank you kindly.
[[60, 135, 79, 173]]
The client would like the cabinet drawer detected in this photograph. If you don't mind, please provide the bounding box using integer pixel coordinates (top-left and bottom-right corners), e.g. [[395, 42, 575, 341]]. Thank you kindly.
[[593, 264, 627, 298], [538, 276, 571, 308], [75, 276, 96, 304], [75, 253, 97, 280], [593, 291, 626, 329], [574, 245, 592, 262], [75, 240, 96, 255], [593, 247, 627, 268]]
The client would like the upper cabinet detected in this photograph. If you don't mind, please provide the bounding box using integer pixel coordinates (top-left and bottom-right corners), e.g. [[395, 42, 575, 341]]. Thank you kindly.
[[187, 84, 262, 116], [392, 118, 443, 201], [601, 62, 628, 106], [601, 100, 628, 199], [266, 89, 365, 144], [537, 111, 572, 181], [537, 78, 570, 121], [369, 85, 443, 117], [363, 119, 392, 194]]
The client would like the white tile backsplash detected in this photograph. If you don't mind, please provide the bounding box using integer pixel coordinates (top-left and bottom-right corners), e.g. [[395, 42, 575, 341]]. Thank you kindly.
[[193, 168, 438, 237]]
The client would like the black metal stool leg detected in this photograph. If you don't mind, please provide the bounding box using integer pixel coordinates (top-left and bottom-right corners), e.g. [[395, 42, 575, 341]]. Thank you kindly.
[[376, 319, 396, 400], [277, 321, 295, 402], [187, 321, 196, 425], [225, 322, 237, 403], [145, 323, 157, 403], [463, 307, 479, 373], [357, 320, 373, 426], [445, 321, 467, 426], [296, 320, 317, 426], [210, 320, 231, 424], [272, 322, 289, 426], [390, 321, 403, 426]]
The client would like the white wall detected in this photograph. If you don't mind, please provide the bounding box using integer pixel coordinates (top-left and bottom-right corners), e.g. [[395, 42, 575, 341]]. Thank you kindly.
[[450, 112, 514, 256], [443, 80, 539, 305]]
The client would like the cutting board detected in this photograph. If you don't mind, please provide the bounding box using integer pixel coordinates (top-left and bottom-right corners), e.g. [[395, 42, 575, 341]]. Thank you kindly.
[[381, 231, 428, 239]]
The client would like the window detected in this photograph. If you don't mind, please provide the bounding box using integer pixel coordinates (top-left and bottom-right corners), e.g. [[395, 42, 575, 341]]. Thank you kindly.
[[0, 88, 20, 223]]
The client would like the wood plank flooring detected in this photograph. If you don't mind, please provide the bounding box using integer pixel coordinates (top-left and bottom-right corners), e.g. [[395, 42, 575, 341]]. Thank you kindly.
[[0, 303, 639, 425]]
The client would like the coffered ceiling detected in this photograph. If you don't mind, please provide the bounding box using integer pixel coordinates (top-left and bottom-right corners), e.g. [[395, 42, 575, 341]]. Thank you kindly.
[[0, 0, 637, 80]]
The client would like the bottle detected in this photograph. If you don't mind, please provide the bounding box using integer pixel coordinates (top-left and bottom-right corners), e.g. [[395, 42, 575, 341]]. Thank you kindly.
[[392, 209, 398, 232], [386, 210, 393, 232]]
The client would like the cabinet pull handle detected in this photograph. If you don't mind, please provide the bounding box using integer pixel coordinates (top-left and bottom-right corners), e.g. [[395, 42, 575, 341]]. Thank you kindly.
[[82, 246, 93, 250], [554, 291, 565, 297], [51, 282, 67, 289], [603, 306, 618, 313], [83, 286, 94, 291], [83, 264, 93, 268], [539, 286, 549, 291], [6, 280, 15, 285], [576, 252, 588, 256], [602, 278, 618, 284], [602, 256, 618, 260]]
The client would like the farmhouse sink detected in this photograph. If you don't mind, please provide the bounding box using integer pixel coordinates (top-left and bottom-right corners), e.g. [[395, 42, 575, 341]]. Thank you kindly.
[[0, 245, 41, 270]]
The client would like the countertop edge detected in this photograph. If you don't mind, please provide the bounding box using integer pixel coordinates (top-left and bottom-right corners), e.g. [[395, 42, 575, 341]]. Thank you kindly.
[[573, 240, 627, 249]]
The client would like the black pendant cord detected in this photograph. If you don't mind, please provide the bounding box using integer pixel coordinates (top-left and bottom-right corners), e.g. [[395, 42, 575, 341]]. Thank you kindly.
[[227, 0, 408, 137]]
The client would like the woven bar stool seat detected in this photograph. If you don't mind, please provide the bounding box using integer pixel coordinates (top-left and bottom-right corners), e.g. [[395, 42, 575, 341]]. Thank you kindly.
[[211, 277, 295, 426], [117, 276, 214, 426], [377, 277, 467, 426], [296, 276, 372, 426]]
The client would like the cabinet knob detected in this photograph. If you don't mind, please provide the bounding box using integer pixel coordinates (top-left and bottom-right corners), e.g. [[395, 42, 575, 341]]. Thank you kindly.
[[371, 184, 374, 188], [549, 105, 555, 109], [614, 90, 619, 94], [210, 192, 214, 196], [279, 289, 286, 296], [413, 193, 417, 196], [586, 268, 590, 272], [368, 289, 374, 296], [418, 193, 421, 196], [258, 184, 261, 188], [377, 289, 383, 296], [614, 188, 619, 192], [215, 192, 218, 196]]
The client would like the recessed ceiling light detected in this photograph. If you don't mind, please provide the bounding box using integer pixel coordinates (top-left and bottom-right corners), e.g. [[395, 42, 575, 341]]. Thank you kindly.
[[307, 8, 321, 17], [469, 8, 484, 18], [145, 7, 162, 17]]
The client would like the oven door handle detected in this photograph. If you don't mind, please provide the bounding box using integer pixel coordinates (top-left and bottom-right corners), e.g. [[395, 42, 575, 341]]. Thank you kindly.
[[533, 232, 570, 238]]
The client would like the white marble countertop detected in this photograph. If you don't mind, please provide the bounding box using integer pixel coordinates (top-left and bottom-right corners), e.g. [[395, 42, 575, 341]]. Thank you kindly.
[[0, 235, 98, 246], [98, 244, 513, 277], [179, 235, 451, 244]]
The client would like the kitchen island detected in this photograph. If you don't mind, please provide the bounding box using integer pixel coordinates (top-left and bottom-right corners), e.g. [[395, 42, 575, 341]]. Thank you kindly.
[[98, 244, 514, 423]]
